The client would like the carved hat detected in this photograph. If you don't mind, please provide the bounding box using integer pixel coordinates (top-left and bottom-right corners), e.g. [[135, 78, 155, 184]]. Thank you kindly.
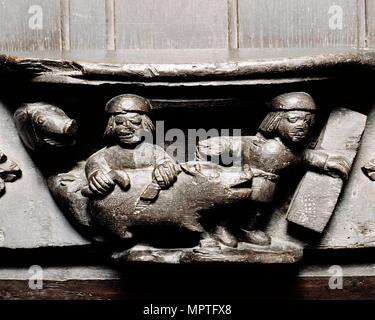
[[270, 92, 316, 112], [105, 94, 152, 114]]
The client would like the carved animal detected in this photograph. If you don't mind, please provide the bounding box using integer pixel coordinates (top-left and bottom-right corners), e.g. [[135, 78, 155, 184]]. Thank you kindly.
[[14, 103, 78, 151], [48, 161, 253, 239], [362, 159, 375, 181], [0, 150, 22, 196]]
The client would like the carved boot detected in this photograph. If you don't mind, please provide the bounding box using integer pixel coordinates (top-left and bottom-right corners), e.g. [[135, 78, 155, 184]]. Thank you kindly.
[[211, 225, 238, 248], [240, 229, 271, 246]]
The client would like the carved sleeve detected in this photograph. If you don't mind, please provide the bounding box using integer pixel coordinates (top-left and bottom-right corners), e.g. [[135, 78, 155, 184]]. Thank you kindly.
[[303, 149, 329, 170], [153, 145, 176, 165], [85, 148, 112, 180]]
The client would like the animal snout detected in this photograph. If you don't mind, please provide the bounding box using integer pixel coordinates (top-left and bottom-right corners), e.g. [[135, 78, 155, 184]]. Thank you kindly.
[[64, 119, 78, 135]]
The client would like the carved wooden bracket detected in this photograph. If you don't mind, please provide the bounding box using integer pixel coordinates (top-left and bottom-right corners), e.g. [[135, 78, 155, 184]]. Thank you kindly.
[[0, 48, 374, 264]]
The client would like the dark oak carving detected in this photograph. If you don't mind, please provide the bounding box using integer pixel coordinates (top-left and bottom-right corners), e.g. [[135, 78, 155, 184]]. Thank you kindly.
[[14, 103, 78, 151], [0, 149, 21, 197], [287, 108, 366, 232], [0, 49, 371, 269], [45, 91, 363, 264], [196, 93, 355, 246]]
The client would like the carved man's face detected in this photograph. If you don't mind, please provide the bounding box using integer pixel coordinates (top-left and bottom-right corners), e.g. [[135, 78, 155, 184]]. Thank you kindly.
[[277, 111, 314, 144], [113, 112, 144, 146]]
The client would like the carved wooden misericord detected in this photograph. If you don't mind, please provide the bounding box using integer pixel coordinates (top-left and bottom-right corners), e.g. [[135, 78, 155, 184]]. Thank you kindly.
[[0, 49, 374, 267]]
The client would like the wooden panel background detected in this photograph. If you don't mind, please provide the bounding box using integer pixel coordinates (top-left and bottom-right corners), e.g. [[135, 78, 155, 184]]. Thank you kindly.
[[367, 0, 375, 47], [69, 0, 107, 50], [0, 0, 61, 51], [238, 0, 361, 48], [114, 0, 228, 49], [0, 0, 373, 51]]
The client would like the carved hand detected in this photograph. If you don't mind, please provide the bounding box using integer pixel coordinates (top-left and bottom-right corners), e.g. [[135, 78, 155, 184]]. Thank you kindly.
[[88, 170, 116, 196], [153, 161, 178, 189], [324, 155, 350, 180]]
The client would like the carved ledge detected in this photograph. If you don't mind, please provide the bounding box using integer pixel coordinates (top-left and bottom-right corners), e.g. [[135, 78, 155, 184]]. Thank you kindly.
[[113, 239, 303, 264], [0, 49, 374, 86]]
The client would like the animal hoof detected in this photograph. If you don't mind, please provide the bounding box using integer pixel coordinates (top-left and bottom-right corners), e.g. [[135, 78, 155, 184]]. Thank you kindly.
[[240, 229, 271, 246], [211, 225, 238, 248], [0, 151, 6, 163]]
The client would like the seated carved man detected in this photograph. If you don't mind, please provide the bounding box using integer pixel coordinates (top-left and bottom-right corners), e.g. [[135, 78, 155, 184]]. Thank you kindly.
[[85, 94, 178, 197], [197, 92, 349, 247]]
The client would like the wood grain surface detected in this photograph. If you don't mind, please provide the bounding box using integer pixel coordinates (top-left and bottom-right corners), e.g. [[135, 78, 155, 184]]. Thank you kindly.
[[0, 0, 371, 51]]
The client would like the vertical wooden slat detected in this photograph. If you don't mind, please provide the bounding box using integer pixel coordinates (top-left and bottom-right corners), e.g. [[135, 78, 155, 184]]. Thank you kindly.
[[114, 0, 228, 49], [366, 0, 375, 47], [69, 0, 106, 50], [105, 0, 115, 50], [0, 0, 61, 51], [238, 0, 359, 48], [60, 0, 70, 50], [357, 0, 367, 48], [227, 0, 239, 49]]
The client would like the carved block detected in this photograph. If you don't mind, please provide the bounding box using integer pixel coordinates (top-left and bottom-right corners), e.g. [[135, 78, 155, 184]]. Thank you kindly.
[[286, 108, 367, 232]]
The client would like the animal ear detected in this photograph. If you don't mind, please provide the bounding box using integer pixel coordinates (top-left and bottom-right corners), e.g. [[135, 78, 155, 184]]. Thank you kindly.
[[14, 107, 37, 151], [180, 162, 201, 176], [180, 161, 221, 177]]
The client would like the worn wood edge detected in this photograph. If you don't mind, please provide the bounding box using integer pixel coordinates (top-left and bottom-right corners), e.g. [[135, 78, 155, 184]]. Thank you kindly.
[[0, 280, 126, 300], [0, 50, 374, 81], [29, 74, 331, 87], [1, 262, 375, 280], [0, 276, 374, 300], [0, 254, 373, 299], [0, 266, 120, 281]]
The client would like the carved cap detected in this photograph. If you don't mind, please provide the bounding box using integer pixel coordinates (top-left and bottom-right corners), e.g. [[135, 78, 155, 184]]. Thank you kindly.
[[105, 94, 152, 114], [270, 92, 316, 112]]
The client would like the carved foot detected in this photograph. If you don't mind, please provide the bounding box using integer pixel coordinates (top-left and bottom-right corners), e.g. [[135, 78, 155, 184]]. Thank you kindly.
[[112, 245, 185, 264], [240, 229, 271, 246], [211, 225, 238, 248], [185, 239, 302, 264], [112, 238, 303, 265]]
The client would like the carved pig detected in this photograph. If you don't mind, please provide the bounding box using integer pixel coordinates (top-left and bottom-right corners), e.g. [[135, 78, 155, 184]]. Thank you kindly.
[[14, 103, 78, 151], [48, 161, 253, 239]]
